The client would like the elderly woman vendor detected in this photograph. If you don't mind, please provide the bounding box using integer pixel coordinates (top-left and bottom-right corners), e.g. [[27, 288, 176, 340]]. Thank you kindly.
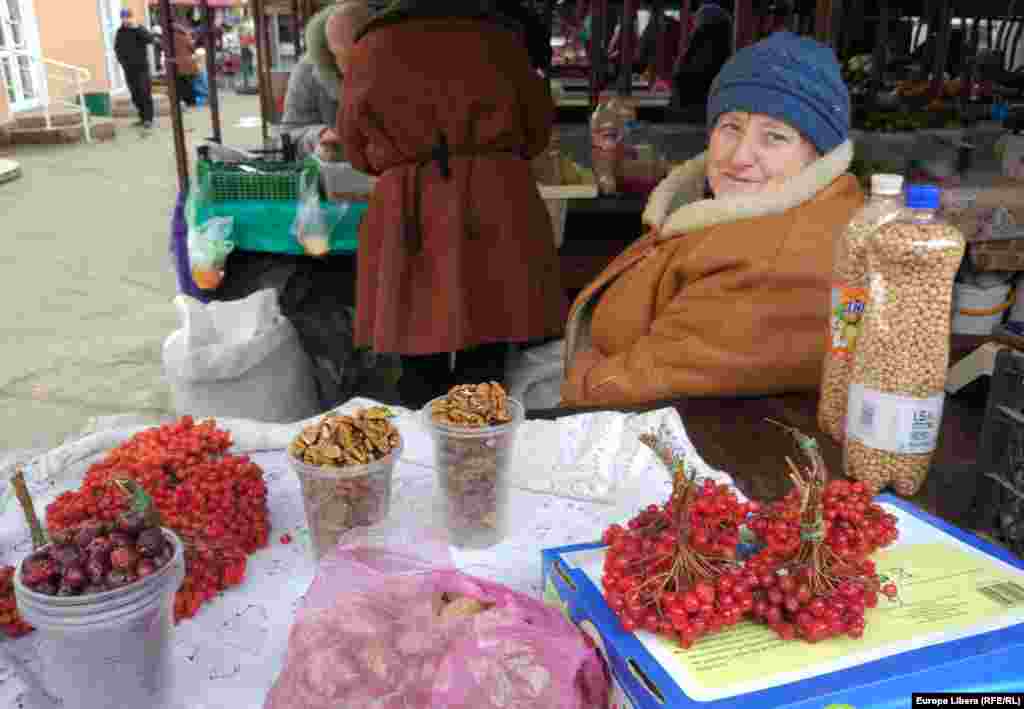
[[281, 1, 369, 160], [561, 32, 864, 407]]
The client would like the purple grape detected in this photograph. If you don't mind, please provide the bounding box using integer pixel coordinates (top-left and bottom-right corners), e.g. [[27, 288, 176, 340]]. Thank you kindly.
[[87, 535, 114, 558], [86, 556, 109, 584], [75, 522, 104, 549], [34, 582, 58, 596], [136, 528, 166, 558], [57, 584, 76, 597], [116, 511, 146, 536], [62, 564, 87, 589], [109, 531, 134, 548], [51, 544, 83, 568]]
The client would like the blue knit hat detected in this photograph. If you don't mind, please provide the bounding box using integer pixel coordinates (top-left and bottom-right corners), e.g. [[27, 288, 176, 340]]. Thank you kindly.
[[707, 32, 850, 155]]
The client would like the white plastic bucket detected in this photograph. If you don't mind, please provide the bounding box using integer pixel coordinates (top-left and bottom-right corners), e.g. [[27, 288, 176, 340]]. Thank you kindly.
[[13, 529, 185, 709], [951, 282, 1014, 335]]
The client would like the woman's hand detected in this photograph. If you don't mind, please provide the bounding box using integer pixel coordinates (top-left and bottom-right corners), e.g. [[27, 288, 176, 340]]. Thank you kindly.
[[562, 348, 605, 403], [317, 128, 342, 162]]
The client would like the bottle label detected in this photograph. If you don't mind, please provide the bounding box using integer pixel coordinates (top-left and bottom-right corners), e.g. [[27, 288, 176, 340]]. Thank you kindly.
[[846, 385, 944, 455], [827, 284, 868, 358]]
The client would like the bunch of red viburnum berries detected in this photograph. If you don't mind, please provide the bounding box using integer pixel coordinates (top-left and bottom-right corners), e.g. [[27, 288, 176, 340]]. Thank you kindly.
[[601, 426, 899, 649], [43, 416, 269, 623]]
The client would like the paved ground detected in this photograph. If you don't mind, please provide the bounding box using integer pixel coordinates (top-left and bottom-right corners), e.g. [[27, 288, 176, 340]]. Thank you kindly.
[[1, 92, 269, 454]]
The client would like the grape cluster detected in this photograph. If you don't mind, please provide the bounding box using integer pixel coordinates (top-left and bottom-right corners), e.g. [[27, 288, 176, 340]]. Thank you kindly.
[[21, 511, 174, 597], [44, 417, 269, 622]]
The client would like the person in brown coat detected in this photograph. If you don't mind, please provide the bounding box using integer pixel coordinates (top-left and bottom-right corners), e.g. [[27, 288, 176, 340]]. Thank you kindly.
[[171, 22, 198, 108], [339, 0, 566, 408], [561, 32, 865, 407]]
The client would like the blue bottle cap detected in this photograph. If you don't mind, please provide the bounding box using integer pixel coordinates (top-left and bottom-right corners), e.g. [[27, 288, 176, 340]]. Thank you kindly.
[[906, 184, 941, 210]]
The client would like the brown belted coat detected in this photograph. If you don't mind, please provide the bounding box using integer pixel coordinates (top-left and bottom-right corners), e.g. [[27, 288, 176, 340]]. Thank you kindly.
[[561, 140, 864, 407], [339, 10, 567, 355]]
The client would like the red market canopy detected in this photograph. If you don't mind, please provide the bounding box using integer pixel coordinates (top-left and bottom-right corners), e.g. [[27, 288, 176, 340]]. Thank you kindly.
[[149, 0, 244, 6]]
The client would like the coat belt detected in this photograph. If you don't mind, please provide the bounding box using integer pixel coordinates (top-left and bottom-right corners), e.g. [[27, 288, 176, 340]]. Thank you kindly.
[[398, 132, 524, 254]]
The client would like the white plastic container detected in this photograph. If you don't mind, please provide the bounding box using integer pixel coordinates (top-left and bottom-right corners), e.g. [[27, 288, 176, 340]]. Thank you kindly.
[[13, 529, 185, 709], [952, 281, 1014, 335], [422, 397, 524, 549]]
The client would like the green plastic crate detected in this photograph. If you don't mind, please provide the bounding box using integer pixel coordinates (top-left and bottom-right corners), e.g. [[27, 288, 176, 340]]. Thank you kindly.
[[197, 158, 320, 202]]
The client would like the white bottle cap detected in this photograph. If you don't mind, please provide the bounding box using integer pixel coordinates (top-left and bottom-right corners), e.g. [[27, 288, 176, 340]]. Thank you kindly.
[[870, 174, 904, 195]]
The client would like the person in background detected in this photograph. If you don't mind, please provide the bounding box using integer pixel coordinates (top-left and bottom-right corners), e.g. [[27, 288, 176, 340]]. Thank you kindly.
[[281, 1, 370, 161], [171, 21, 199, 109], [339, 0, 565, 408], [114, 8, 155, 129], [671, 0, 733, 117], [562, 32, 864, 407], [635, 3, 682, 88]]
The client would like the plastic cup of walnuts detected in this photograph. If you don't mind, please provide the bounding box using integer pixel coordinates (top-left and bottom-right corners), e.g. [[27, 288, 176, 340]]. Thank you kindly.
[[288, 408, 403, 560], [423, 384, 525, 550]]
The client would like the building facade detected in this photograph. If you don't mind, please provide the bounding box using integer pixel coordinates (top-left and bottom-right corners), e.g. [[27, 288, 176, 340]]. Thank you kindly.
[[2, 0, 148, 116]]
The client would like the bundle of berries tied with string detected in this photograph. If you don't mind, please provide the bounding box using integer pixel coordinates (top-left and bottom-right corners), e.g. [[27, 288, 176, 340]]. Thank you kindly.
[[43, 416, 269, 621], [744, 424, 898, 643], [601, 433, 758, 648]]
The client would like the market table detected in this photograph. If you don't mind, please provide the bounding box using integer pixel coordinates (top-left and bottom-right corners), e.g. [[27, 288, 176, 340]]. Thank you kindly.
[[531, 334, 999, 528]]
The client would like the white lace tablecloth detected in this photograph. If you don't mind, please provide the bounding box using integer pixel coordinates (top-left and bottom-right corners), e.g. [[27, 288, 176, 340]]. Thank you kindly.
[[0, 403, 736, 709]]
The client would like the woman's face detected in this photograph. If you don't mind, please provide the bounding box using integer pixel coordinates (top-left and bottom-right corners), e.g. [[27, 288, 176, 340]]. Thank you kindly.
[[706, 112, 818, 197]]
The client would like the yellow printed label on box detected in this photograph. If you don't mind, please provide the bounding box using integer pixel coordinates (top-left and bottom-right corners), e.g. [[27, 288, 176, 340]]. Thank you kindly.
[[828, 284, 868, 357], [655, 543, 1024, 697]]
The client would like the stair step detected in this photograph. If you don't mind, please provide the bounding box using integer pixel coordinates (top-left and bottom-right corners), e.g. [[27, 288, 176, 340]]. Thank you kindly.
[[10, 118, 117, 146], [0, 119, 14, 149], [13, 107, 87, 130], [111, 93, 172, 118]]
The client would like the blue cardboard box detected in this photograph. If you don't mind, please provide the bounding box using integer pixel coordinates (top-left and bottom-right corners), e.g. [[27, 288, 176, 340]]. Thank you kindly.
[[542, 495, 1024, 709]]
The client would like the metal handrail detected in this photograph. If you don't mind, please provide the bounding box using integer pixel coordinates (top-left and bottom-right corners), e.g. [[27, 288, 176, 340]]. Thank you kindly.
[[1, 16, 93, 142]]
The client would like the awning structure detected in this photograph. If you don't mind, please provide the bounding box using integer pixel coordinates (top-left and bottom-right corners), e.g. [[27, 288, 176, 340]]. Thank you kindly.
[[149, 0, 245, 7]]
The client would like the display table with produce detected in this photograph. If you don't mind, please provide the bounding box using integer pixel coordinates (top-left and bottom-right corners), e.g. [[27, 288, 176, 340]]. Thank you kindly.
[[2, 342, 1023, 707]]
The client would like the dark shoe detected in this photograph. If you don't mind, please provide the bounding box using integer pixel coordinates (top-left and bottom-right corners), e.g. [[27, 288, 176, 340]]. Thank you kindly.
[[142, 121, 154, 130]]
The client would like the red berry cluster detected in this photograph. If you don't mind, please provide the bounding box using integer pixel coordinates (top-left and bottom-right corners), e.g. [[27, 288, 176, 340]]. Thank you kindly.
[[44, 417, 269, 622], [601, 428, 901, 650], [747, 480, 899, 575], [601, 479, 754, 648], [746, 561, 880, 642], [0, 566, 33, 638]]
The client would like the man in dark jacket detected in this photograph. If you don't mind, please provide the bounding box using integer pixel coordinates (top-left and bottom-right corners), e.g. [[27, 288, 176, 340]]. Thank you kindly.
[[671, 1, 733, 117], [114, 8, 155, 129]]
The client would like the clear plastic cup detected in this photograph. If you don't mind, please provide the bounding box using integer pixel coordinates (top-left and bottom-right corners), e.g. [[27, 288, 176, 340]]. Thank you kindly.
[[288, 440, 402, 560], [422, 397, 524, 549], [13, 529, 185, 709]]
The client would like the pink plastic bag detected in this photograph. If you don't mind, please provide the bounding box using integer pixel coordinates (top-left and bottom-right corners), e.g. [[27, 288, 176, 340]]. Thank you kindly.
[[265, 524, 609, 709]]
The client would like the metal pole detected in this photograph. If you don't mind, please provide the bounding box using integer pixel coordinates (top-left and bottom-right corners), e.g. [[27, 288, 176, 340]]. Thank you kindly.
[[619, 0, 636, 95], [870, 0, 889, 101], [734, 0, 755, 51], [676, 0, 691, 74], [202, 0, 222, 143], [590, 0, 608, 108], [929, 0, 953, 100], [252, 0, 272, 147], [292, 0, 302, 57], [161, 0, 189, 193]]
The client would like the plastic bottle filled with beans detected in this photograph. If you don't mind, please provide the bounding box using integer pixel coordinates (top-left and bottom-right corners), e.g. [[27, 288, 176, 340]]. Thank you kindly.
[[844, 185, 965, 495], [818, 174, 905, 443]]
